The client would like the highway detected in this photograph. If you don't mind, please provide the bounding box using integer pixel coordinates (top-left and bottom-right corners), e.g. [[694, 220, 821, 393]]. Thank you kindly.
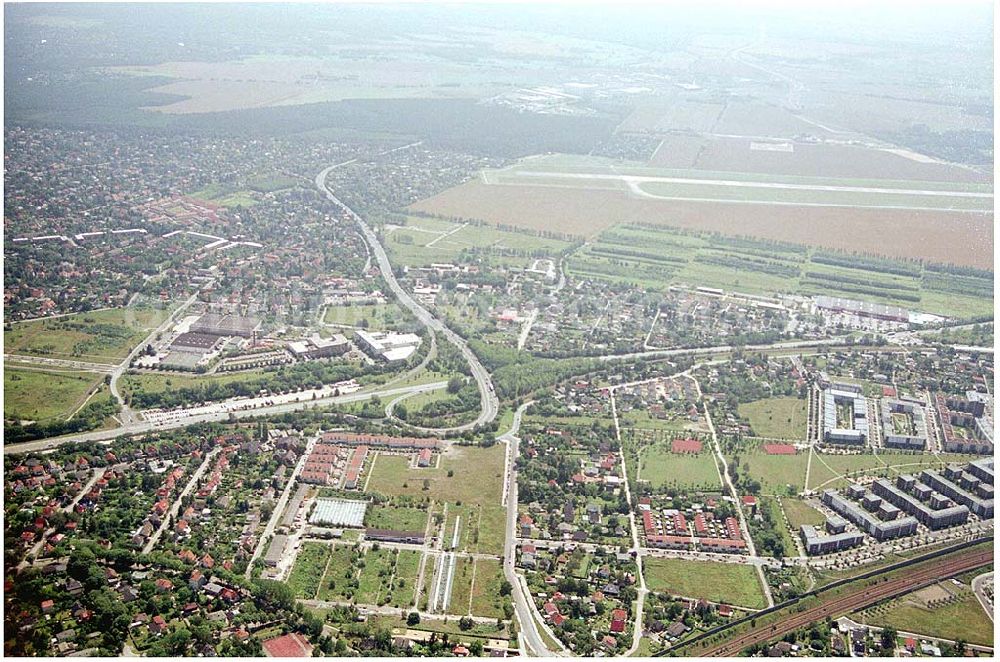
[[316, 164, 499, 433], [3, 381, 447, 455]]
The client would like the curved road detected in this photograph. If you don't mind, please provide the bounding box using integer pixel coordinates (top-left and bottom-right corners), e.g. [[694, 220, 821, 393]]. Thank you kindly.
[[316, 165, 499, 433]]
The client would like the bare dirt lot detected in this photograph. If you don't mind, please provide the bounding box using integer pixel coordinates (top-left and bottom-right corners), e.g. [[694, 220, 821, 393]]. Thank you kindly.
[[647, 135, 991, 183], [410, 180, 994, 269]]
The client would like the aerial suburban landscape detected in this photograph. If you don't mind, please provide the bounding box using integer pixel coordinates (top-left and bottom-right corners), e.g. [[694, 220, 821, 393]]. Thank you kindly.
[[2, 2, 994, 658]]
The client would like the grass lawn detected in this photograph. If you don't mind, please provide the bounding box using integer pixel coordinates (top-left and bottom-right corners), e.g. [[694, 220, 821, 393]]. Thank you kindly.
[[739, 397, 807, 440], [469, 558, 508, 619], [637, 445, 721, 490], [364, 502, 429, 532], [365, 444, 505, 505], [5, 306, 170, 362], [806, 451, 953, 491], [857, 586, 993, 646], [780, 497, 826, 530], [4, 367, 105, 423], [287, 542, 331, 599], [644, 557, 768, 610], [742, 448, 809, 494], [620, 408, 695, 431]]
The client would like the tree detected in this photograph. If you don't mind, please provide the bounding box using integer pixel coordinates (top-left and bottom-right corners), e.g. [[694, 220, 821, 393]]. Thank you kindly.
[[459, 616, 474, 631], [447, 376, 464, 394], [879, 626, 897, 651], [407, 611, 421, 626]]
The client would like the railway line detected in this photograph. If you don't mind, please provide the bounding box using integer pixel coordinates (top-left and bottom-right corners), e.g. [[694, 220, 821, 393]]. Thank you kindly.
[[699, 547, 993, 656]]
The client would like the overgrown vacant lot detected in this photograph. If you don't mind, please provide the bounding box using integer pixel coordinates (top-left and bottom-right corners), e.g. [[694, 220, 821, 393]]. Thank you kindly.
[[4, 367, 104, 422], [5, 306, 171, 362], [739, 397, 808, 440], [385, 215, 572, 268], [856, 582, 994, 646], [780, 497, 826, 530], [366, 444, 505, 505], [644, 557, 768, 610], [738, 446, 809, 494]]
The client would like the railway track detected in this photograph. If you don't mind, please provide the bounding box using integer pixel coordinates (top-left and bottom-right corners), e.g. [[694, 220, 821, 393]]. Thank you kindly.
[[702, 548, 992, 656]]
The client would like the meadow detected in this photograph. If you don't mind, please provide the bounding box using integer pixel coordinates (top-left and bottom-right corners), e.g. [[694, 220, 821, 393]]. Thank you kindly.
[[738, 397, 808, 440], [5, 306, 172, 362], [643, 557, 768, 610], [4, 367, 105, 423]]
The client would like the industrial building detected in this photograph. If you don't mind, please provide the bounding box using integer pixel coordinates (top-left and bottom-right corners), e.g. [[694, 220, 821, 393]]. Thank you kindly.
[[822, 388, 869, 445], [355, 329, 422, 363], [813, 296, 909, 324], [190, 312, 261, 338], [288, 334, 350, 360], [822, 489, 918, 540], [264, 534, 287, 567], [871, 478, 970, 529], [364, 529, 425, 544], [919, 468, 994, 519], [880, 399, 928, 450], [800, 524, 864, 555]]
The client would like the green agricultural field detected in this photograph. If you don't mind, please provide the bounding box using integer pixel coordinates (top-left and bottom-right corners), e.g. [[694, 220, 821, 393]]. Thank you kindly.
[[739, 397, 808, 440], [564, 224, 992, 319], [739, 447, 809, 494], [856, 585, 993, 646], [644, 557, 768, 610], [5, 306, 170, 362], [637, 445, 721, 490], [470, 558, 508, 619], [4, 367, 105, 423], [780, 497, 826, 530], [287, 542, 331, 599]]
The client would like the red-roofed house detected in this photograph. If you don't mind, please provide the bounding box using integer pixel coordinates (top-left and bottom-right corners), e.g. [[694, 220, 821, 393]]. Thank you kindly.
[[610, 608, 627, 633]]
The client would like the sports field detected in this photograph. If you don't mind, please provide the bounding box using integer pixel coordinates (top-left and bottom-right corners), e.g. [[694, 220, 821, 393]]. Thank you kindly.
[[644, 557, 768, 610]]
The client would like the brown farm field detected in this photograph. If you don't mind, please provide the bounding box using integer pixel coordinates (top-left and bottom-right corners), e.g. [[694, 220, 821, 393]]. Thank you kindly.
[[410, 180, 993, 269]]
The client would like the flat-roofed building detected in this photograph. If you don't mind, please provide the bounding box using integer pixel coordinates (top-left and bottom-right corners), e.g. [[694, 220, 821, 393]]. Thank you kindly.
[[920, 469, 994, 518], [823, 388, 869, 445], [871, 478, 970, 529], [801, 525, 863, 555], [880, 399, 928, 450], [264, 534, 287, 567], [191, 312, 261, 338], [288, 334, 349, 360], [355, 329, 422, 363]]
